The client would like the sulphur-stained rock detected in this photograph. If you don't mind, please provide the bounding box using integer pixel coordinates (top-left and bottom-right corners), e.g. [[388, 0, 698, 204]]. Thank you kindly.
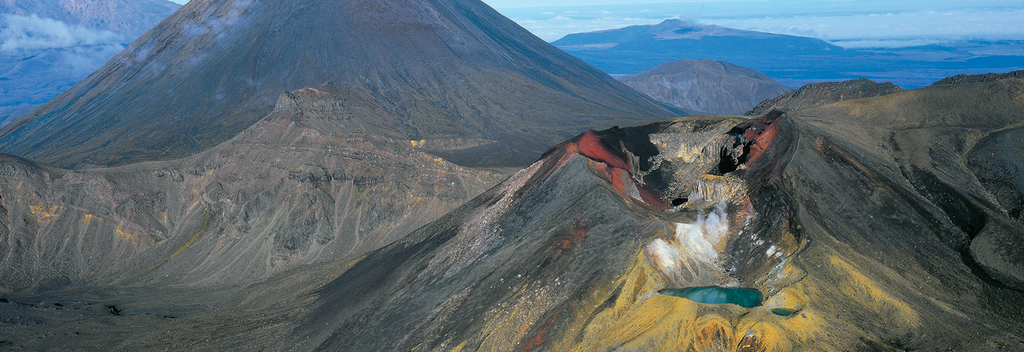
[[257, 80, 1022, 351], [4, 81, 1024, 350]]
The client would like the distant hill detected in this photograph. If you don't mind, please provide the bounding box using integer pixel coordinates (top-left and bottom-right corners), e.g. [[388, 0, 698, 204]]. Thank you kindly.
[[0, 0, 180, 126], [0, 0, 680, 168], [553, 19, 1024, 89], [746, 78, 902, 116], [618, 59, 792, 115]]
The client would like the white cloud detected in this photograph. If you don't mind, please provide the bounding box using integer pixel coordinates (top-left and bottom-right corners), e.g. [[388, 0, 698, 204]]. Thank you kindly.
[[703, 8, 1024, 47], [0, 14, 124, 52], [60, 44, 129, 75], [830, 39, 946, 49]]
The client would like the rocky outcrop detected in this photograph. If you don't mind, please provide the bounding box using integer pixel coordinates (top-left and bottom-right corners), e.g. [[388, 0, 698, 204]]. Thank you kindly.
[[259, 79, 1024, 350], [931, 70, 1024, 85], [6, 79, 1021, 350], [618, 59, 792, 115], [745, 77, 901, 116]]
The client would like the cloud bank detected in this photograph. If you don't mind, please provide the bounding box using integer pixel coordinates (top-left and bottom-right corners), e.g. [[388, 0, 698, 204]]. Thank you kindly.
[[1, 14, 129, 126], [708, 8, 1024, 45], [0, 14, 124, 52]]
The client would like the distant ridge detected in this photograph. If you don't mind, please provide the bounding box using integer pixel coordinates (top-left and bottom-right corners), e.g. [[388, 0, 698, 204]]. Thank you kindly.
[[553, 19, 845, 80], [618, 59, 791, 115], [554, 19, 1024, 89], [0, 0, 679, 168], [745, 78, 901, 116], [931, 70, 1024, 85]]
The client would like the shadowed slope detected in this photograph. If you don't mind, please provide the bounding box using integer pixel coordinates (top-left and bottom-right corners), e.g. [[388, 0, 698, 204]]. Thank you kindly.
[[4, 80, 1023, 350], [0, 0, 679, 168], [0, 85, 503, 296], [268, 80, 1024, 350]]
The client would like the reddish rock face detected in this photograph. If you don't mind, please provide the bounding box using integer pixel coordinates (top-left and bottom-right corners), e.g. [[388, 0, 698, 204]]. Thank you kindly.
[[4, 81, 1024, 350]]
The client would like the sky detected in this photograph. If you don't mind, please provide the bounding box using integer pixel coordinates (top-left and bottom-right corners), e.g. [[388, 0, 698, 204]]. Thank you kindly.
[[481, 0, 1024, 46], [54, 0, 1024, 48]]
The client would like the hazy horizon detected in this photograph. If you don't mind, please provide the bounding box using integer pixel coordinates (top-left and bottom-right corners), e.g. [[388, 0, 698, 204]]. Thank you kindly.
[[154, 0, 1024, 47]]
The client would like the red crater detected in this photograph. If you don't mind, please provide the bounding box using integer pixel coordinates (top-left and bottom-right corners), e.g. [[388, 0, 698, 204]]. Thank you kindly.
[[562, 130, 668, 211]]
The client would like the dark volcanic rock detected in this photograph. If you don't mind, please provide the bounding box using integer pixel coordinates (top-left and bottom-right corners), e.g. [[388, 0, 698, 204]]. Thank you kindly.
[[745, 77, 902, 116], [0, 0, 679, 168], [5, 56, 1024, 352], [931, 69, 1024, 85], [0, 85, 503, 295], [13, 79, 1013, 351], [618, 59, 792, 115], [252, 79, 1024, 350], [274, 80, 1024, 351]]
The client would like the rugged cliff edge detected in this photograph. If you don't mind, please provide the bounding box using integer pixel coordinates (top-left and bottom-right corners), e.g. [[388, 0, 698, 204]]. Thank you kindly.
[[4, 79, 1021, 350]]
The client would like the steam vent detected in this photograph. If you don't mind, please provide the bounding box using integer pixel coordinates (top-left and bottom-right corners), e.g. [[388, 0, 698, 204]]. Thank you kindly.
[[1, 0, 1023, 349], [2, 77, 1024, 351], [271, 80, 1024, 351]]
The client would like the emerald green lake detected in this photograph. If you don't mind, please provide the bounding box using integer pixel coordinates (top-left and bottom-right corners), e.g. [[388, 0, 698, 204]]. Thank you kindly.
[[659, 286, 762, 308]]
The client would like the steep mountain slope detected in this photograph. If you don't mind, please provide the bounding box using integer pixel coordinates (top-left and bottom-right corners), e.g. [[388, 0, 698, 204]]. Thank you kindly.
[[0, 0, 679, 169], [6, 78, 1022, 350], [745, 77, 902, 116], [274, 79, 1024, 351], [618, 59, 792, 115]]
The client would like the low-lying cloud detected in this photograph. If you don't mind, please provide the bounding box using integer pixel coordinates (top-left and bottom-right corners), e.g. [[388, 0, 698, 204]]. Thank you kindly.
[[0, 14, 124, 52], [708, 8, 1024, 46]]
